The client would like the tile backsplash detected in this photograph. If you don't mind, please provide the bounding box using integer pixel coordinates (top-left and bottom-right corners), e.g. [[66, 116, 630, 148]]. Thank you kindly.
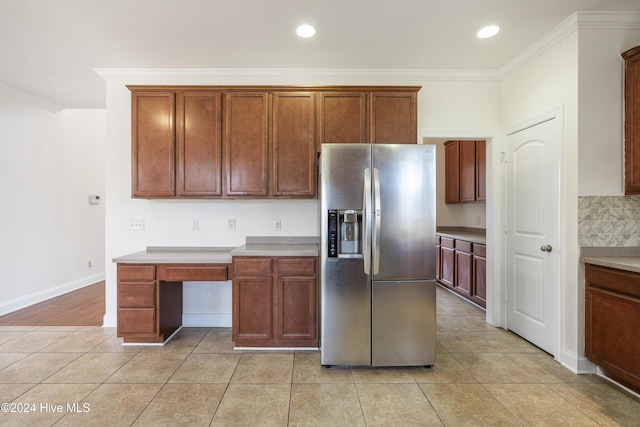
[[579, 196, 640, 247]]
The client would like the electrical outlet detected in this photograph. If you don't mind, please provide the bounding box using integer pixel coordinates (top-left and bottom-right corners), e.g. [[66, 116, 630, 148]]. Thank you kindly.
[[273, 219, 282, 231], [228, 219, 236, 232], [192, 219, 199, 231], [129, 218, 145, 231]]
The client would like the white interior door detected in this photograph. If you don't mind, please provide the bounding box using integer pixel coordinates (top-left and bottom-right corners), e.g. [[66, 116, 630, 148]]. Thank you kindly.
[[506, 115, 560, 356]]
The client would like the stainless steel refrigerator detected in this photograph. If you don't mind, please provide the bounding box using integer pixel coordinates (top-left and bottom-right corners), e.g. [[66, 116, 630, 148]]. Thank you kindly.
[[320, 143, 436, 367]]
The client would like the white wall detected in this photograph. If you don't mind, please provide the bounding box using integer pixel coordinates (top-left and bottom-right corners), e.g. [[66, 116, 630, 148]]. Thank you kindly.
[[0, 94, 106, 315], [577, 29, 640, 196], [501, 32, 580, 370], [103, 75, 501, 327]]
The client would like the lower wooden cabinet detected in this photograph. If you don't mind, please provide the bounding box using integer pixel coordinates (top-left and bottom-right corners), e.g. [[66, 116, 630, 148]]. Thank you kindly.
[[436, 235, 486, 308], [232, 256, 318, 347], [116, 264, 183, 344], [585, 263, 640, 393]]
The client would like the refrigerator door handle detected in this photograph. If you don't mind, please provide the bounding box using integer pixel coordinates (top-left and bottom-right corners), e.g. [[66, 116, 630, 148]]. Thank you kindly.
[[373, 168, 381, 275], [363, 168, 372, 274]]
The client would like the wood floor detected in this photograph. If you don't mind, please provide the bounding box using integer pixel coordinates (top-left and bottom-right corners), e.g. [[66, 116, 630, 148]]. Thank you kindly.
[[0, 281, 105, 326]]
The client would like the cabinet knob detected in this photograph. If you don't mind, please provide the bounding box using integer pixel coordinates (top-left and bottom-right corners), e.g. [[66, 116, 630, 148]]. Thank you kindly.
[[540, 245, 553, 252]]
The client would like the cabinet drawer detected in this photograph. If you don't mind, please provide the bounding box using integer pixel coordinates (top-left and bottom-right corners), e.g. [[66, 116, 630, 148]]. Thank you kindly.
[[117, 309, 156, 334], [455, 240, 472, 253], [118, 282, 155, 308], [277, 258, 317, 276], [472, 243, 486, 257], [163, 265, 228, 281], [117, 264, 155, 281], [586, 264, 640, 299], [441, 237, 454, 248], [233, 258, 273, 276]]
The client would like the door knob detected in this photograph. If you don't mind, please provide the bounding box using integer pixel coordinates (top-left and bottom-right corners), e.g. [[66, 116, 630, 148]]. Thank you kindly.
[[540, 245, 552, 252]]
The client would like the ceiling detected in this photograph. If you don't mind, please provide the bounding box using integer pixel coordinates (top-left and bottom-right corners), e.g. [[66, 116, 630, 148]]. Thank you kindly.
[[1, 0, 639, 109]]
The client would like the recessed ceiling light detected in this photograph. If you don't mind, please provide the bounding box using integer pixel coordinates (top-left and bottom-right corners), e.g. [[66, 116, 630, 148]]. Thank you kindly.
[[296, 24, 316, 38], [477, 25, 500, 39]]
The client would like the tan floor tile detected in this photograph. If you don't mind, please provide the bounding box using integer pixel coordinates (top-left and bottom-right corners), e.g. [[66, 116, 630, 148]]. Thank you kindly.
[[0, 352, 81, 383], [485, 383, 600, 426], [357, 383, 443, 426], [289, 383, 365, 426], [352, 366, 416, 383], [292, 352, 353, 383], [3, 383, 97, 426], [193, 329, 240, 353], [506, 353, 596, 384], [0, 383, 35, 403], [212, 384, 290, 426], [0, 326, 38, 332], [438, 332, 498, 353], [437, 302, 484, 316], [457, 315, 501, 332], [44, 352, 136, 383], [134, 383, 226, 426], [454, 352, 540, 384], [56, 383, 162, 426], [169, 353, 240, 383], [0, 352, 29, 370], [478, 330, 543, 353], [106, 352, 187, 384], [420, 383, 519, 425], [90, 337, 144, 353], [548, 382, 640, 426], [411, 353, 478, 384], [438, 315, 470, 332], [0, 331, 26, 346], [140, 328, 208, 354], [0, 331, 71, 353], [231, 353, 293, 384], [40, 331, 111, 353]]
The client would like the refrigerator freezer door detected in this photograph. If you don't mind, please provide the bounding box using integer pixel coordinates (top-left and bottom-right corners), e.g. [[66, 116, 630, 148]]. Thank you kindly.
[[320, 143, 373, 366], [372, 280, 436, 366], [372, 144, 436, 280]]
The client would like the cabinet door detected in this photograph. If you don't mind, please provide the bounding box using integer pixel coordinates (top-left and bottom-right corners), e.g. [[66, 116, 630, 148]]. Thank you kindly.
[[176, 91, 222, 197], [317, 92, 367, 146], [476, 140, 486, 201], [440, 245, 455, 288], [459, 140, 476, 202], [131, 91, 175, 197], [455, 250, 472, 298], [472, 255, 487, 307], [444, 141, 460, 203], [232, 276, 274, 341], [370, 92, 417, 144], [224, 92, 269, 197], [275, 276, 318, 342], [272, 92, 316, 197], [623, 46, 640, 194]]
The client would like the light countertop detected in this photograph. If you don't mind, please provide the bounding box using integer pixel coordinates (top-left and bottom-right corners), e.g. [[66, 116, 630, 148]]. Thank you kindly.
[[436, 227, 486, 245], [113, 236, 319, 264], [581, 247, 640, 274]]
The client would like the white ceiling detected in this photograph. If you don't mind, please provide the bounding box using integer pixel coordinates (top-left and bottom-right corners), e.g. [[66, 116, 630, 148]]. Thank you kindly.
[[1, 0, 639, 109]]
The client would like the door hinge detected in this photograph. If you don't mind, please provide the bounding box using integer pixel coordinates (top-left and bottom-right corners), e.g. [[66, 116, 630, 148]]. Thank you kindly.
[[500, 152, 508, 163]]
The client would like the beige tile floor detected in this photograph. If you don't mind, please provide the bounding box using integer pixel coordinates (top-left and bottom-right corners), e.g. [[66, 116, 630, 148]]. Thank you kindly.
[[0, 286, 639, 426]]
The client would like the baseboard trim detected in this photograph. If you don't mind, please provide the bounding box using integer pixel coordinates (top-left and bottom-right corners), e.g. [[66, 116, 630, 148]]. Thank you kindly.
[[0, 273, 105, 317], [558, 348, 596, 374]]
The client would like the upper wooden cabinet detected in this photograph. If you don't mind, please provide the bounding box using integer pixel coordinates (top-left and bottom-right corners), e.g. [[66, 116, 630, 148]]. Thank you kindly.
[[623, 45, 640, 195], [317, 92, 367, 145], [370, 92, 417, 144], [444, 140, 486, 203], [129, 85, 420, 199], [224, 92, 270, 197], [272, 92, 316, 197], [131, 91, 176, 197], [176, 91, 222, 197], [317, 88, 419, 148]]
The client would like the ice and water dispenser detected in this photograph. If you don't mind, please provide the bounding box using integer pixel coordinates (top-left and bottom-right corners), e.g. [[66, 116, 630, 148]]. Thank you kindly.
[[327, 209, 363, 257]]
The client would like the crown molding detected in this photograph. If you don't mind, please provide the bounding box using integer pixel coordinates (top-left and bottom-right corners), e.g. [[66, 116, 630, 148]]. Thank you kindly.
[[0, 81, 62, 113], [94, 68, 500, 84], [499, 11, 640, 79]]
